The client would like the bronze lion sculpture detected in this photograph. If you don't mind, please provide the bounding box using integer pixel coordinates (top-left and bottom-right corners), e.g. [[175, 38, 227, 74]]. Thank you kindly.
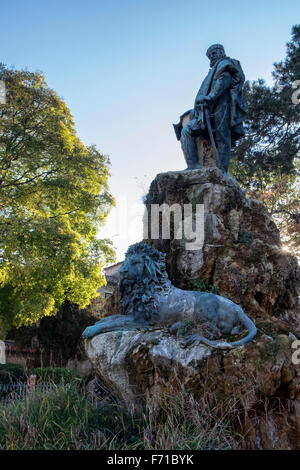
[[83, 242, 257, 349]]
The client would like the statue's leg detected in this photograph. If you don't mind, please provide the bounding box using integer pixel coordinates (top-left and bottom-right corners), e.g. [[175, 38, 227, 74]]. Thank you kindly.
[[215, 129, 231, 174], [82, 314, 149, 339], [213, 103, 231, 174], [181, 125, 201, 170]]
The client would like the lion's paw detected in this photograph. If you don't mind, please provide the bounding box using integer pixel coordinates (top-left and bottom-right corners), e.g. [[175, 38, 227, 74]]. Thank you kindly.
[[181, 334, 201, 348]]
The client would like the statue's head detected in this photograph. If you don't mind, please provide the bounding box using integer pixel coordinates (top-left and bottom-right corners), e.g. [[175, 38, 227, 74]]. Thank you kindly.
[[119, 242, 170, 318], [119, 242, 166, 283], [206, 44, 226, 67], [119, 253, 146, 281]]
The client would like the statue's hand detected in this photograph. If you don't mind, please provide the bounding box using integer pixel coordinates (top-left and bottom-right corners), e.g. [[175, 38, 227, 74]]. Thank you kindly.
[[195, 95, 212, 106], [195, 94, 205, 105]]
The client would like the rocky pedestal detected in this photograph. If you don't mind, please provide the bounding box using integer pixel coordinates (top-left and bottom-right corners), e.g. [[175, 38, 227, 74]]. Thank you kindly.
[[86, 167, 300, 449], [86, 327, 300, 449], [144, 168, 300, 334]]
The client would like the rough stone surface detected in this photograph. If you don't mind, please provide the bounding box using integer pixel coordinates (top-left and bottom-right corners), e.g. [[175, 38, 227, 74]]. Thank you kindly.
[[143, 168, 300, 334], [85, 329, 211, 407], [96, 167, 300, 449], [85, 327, 300, 449]]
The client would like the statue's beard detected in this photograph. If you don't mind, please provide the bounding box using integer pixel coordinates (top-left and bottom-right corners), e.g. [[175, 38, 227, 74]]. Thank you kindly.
[[210, 54, 225, 67]]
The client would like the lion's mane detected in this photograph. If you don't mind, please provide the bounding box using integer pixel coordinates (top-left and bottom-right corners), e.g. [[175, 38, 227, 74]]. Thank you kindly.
[[119, 242, 171, 320]]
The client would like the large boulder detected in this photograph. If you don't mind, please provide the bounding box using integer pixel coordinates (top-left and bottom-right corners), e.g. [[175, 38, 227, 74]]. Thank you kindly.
[[91, 167, 300, 449], [144, 168, 300, 333], [85, 327, 300, 449]]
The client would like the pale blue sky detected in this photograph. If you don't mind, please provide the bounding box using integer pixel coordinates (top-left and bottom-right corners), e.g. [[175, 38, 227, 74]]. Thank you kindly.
[[1, 0, 299, 260]]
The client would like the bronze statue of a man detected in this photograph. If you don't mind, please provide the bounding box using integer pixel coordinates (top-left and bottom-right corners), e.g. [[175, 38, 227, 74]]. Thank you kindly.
[[174, 44, 247, 174]]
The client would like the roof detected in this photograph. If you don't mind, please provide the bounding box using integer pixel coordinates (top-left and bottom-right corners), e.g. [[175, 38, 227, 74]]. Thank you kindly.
[[104, 261, 123, 286]]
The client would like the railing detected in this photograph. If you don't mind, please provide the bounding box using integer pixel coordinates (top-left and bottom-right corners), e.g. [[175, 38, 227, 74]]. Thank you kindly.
[[0, 375, 56, 406]]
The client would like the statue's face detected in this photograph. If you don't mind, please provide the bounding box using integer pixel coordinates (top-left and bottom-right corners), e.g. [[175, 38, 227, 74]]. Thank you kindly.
[[119, 255, 145, 281], [208, 48, 225, 67]]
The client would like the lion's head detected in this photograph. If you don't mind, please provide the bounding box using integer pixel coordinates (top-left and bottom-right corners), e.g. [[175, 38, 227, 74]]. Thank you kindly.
[[119, 242, 171, 320]]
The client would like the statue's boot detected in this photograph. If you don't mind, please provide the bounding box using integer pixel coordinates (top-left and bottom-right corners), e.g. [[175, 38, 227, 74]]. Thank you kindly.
[[185, 159, 201, 171]]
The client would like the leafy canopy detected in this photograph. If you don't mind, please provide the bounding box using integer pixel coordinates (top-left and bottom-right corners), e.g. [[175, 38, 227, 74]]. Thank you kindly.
[[0, 65, 115, 335], [230, 25, 300, 256]]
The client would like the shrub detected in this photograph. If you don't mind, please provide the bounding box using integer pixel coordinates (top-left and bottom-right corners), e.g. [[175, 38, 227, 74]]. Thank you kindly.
[[30, 367, 80, 385], [138, 385, 242, 450], [0, 382, 139, 450], [236, 231, 253, 244], [187, 278, 219, 294], [0, 381, 242, 450], [0, 364, 26, 384]]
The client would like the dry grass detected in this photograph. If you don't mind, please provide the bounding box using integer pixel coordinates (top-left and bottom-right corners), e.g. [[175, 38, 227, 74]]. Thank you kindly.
[[138, 385, 243, 450], [0, 379, 243, 450]]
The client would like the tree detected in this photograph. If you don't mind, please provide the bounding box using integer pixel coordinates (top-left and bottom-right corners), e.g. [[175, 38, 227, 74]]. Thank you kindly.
[[0, 65, 115, 336], [230, 25, 300, 256], [9, 301, 97, 365]]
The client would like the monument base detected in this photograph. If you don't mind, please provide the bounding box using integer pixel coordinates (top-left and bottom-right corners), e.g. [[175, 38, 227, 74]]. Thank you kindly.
[[85, 325, 300, 449], [95, 167, 300, 450]]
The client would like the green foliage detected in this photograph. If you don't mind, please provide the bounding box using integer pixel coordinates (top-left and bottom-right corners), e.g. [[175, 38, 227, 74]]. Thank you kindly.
[[230, 25, 300, 256], [9, 300, 98, 365], [187, 278, 219, 294], [30, 367, 80, 385], [235, 231, 253, 244], [0, 363, 26, 384], [231, 25, 300, 183], [0, 64, 115, 334], [177, 318, 194, 336], [0, 381, 242, 450], [149, 338, 160, 345]]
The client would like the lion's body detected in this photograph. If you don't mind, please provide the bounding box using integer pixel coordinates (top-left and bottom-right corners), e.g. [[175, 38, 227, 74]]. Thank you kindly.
[[83, 243, 257, 349]]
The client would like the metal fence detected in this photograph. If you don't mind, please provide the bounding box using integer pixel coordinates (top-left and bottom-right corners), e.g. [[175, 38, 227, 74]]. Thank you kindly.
[[0, 376, 56, 406]]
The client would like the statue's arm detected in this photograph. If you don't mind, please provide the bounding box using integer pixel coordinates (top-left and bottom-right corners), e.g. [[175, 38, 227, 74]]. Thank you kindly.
[[207, 72, 232, 102]]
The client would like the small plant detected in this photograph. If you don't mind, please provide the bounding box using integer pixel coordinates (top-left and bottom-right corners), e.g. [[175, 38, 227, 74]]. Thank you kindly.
[[0, 379, 242, 450], [241, 279, 248, 294], [177, 319, 194, 336], [0, 364, 26, 385], [187, 278, 219, 294], [150, 338, 160, 346], [236, 231, 253, 244]]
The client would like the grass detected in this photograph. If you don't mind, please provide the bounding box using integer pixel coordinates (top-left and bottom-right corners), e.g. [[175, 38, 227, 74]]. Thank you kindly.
[[0, 379, 243, 450]]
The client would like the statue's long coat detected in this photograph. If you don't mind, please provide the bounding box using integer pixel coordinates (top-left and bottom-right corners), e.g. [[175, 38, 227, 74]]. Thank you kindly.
[[194, 56, 248, 142], [174, 57, 247, 144]]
